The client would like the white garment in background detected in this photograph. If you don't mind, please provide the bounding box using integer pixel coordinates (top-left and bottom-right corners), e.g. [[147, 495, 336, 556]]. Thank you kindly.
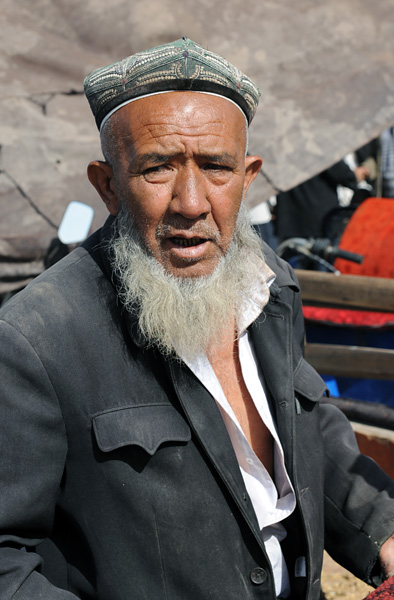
[[249, 197, 275, 225]]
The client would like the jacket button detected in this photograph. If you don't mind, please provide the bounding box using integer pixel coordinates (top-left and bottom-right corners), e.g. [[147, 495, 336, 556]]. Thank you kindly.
[[250, 567, 267, 584]]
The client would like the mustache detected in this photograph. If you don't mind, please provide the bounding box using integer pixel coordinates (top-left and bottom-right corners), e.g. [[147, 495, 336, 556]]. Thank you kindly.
[[156, 219, 221, 242]]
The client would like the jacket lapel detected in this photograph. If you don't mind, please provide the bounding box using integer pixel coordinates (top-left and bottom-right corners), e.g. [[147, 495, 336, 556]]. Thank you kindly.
[[120, 301, 265, 546], [249, 290, 296, 477], [166, 358, 267, 549]]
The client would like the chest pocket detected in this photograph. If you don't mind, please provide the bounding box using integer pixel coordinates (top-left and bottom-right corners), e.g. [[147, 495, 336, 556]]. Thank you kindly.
[[92, 404, 191, 455], [294, 358, 328, 406]]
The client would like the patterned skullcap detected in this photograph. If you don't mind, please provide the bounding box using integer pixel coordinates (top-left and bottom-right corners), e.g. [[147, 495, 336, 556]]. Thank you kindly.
[[84, 37, 260, 130]]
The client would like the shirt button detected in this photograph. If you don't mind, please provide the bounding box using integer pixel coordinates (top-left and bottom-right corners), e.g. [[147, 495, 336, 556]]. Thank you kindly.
[[246, 457, 254, 465], [250, 567, 267, 585]]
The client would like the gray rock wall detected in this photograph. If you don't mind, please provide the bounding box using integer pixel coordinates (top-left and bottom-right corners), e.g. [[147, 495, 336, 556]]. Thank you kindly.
[[1, 0, 394, 289]]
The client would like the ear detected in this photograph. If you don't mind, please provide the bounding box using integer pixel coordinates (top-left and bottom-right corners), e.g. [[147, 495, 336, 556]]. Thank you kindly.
[[243, 155, 263, 198], [87, 160, 120, 215]]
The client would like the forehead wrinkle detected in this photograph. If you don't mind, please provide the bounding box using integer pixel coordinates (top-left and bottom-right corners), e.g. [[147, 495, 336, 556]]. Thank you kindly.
[[143, 117, 231, 138], [119, 120, 227, 154], [134, 125, 240, 158]]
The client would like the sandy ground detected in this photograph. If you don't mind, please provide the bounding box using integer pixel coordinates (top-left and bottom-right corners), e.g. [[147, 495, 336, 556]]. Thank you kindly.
[[321, 552, 373, 600]]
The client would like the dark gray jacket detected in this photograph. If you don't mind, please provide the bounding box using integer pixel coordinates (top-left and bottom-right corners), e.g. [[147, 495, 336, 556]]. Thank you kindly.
[[1, 219, 394, 599]]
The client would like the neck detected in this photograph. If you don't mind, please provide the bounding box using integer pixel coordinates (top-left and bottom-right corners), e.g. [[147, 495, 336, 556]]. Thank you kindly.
[[206, 316, 274, 478], [206, 316, 237, 363]]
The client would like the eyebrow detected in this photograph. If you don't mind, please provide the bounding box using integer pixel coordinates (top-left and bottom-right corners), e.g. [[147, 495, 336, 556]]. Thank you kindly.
[[138, 152, 171, 165], [200, 153, 238, 167]]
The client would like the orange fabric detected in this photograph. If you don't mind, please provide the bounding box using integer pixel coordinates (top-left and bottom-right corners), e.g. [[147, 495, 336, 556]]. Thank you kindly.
[[334, 197, 394, 278]]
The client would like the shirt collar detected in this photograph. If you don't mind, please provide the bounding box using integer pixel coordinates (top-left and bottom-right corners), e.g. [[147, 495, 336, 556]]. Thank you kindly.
[[237, 254, 276, 335]]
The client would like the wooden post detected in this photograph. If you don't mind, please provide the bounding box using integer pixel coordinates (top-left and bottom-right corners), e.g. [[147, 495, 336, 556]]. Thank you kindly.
[[305, 343, 394, 380], [295, 270, 394, 312]]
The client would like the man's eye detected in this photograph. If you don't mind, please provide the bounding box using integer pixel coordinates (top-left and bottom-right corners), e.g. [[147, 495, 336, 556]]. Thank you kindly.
[[141, 164, 173, 182], [144, 165, 166, 173], [204, 163, 231, 171]]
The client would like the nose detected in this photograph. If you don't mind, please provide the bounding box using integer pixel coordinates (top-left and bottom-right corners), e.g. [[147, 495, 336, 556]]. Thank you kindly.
[[169, 164, 211, 220]]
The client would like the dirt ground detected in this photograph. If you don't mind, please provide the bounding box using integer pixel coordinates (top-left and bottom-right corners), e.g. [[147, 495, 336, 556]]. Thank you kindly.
[[321, 552, 373, 600]]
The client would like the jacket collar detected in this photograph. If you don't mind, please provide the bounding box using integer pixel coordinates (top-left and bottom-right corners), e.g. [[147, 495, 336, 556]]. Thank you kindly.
[[261, 240, 299, 300]]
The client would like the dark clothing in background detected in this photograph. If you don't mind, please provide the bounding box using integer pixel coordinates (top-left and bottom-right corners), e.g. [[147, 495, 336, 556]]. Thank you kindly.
[[274, 160, 358, 241], [355, 135, 394, 198], [356, 139, 379, 166]]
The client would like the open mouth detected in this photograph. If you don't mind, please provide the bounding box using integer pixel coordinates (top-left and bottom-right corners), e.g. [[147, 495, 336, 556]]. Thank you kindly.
[[170, 237, 207, 247]]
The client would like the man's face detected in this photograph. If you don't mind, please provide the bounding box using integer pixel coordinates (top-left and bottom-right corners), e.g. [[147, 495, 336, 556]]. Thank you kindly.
[[90, 92, 262, 278]]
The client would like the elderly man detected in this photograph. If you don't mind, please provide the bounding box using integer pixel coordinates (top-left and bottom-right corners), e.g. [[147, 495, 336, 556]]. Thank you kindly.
[[1, 38, 394, 600]]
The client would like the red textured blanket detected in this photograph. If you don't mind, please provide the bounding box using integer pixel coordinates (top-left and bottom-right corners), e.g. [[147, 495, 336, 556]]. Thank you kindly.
[[363, 576, 394, 599], [303, 305, 394, 327]]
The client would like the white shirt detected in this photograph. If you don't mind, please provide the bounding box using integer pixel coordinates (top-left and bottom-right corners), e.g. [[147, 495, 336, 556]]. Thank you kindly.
[[248, 197, 276, 225], [180, 257, 296, 598]]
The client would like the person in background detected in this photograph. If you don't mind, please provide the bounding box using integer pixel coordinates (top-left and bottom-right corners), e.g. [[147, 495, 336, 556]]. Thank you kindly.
[[379, 126, 394, 198], [248, 196, 278, 250], [350, 130, 394, 199], [273, 160, 367, 242]]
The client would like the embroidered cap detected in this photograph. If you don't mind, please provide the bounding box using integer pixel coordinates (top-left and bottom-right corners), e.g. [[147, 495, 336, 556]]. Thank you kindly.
[[84, 37, 260, 130]]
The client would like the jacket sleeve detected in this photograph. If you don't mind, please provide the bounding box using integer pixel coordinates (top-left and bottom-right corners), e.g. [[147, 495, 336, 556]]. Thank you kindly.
[[0, 320, 78, 599], [323, 159, 358, 190], [320, 403, 394, 587]]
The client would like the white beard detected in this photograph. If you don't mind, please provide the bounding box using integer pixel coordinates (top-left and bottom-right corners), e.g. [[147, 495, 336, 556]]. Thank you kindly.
[[108, 203, 265, 360]]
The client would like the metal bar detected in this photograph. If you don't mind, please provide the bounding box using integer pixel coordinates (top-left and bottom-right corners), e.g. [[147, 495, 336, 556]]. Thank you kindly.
[[322, 397, 394, 431]]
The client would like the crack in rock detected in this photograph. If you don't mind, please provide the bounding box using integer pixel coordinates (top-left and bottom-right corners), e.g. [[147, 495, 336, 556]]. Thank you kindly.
[[1, 170, 58, 230], [258, 167, 282, 194], [27, 89, 84, 115]]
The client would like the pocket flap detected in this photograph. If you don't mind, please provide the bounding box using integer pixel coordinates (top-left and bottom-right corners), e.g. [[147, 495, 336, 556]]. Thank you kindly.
[[294, 358, 328, 402], [93, 404, 191, 455]]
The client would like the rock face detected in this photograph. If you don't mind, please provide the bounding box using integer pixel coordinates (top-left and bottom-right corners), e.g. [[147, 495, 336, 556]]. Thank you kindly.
[[1, 0, 394, 290]]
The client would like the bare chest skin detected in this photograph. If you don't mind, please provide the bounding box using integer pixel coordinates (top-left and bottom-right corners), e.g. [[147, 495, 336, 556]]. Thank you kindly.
[[207, 329, 274, 479]]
